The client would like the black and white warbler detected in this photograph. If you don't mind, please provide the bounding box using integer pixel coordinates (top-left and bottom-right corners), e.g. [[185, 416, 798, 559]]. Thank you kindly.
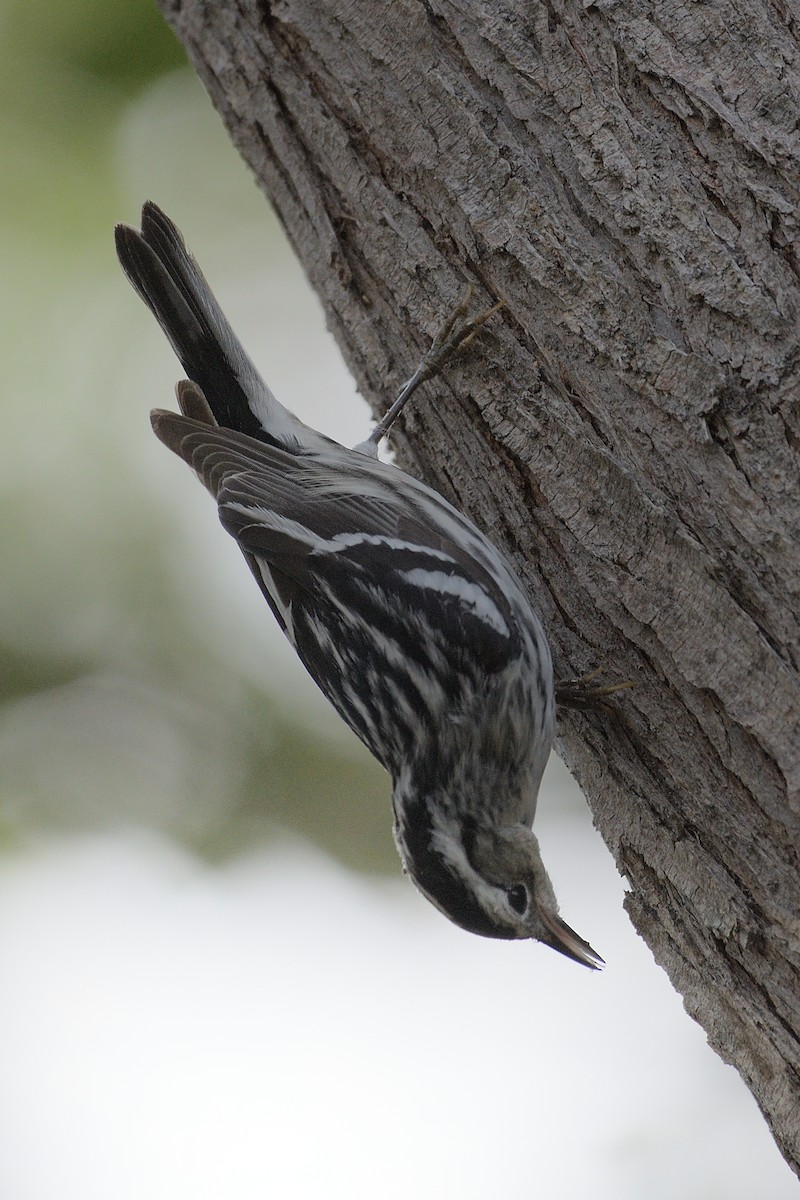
[[116, 203, 604, 968]]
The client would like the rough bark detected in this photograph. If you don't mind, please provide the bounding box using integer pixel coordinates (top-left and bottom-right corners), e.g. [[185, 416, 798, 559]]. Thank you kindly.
[[156, 0, 800, 1172]]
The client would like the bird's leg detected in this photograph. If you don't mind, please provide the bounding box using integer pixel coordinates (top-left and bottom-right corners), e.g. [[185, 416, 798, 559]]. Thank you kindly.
[[556, 666, 635, 713], [360, 286, 504, 453]]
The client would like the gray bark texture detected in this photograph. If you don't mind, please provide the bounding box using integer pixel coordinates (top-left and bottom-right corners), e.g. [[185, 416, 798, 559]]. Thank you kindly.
[[157, 0, 800, 1173]]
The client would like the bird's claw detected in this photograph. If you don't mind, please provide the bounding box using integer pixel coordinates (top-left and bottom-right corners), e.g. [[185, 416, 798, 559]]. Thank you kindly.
[[365, 285, 504, 449], [556, 666, 634, 713], [420, 285, 505, 384]]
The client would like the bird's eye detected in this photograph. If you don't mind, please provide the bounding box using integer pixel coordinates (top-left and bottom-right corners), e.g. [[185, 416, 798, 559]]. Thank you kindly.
[[506, 884, 528, 915]]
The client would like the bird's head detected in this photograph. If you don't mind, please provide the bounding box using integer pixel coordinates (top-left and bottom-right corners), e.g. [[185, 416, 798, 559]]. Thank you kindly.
[[395, 797, 603, 968]]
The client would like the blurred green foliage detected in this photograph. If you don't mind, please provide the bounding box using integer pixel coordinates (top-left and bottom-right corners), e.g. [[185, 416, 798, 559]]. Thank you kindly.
[[0, 0, 182, 240], [0, 0, 397, 872], [6, 0, 185, 87]]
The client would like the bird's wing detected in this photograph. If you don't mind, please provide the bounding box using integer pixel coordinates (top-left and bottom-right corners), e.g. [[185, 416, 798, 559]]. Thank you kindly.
[[152, 402, 521, 664]]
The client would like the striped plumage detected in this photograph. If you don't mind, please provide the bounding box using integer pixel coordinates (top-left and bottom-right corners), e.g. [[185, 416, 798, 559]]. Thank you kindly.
[[116, 203, 602, 967]]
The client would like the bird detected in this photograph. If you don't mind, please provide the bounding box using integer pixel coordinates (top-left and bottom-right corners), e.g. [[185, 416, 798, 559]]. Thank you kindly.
[[115, 202, 604, 968]]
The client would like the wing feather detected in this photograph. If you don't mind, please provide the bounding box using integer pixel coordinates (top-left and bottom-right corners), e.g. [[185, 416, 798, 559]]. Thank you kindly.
[[151, 405, 527, 672]]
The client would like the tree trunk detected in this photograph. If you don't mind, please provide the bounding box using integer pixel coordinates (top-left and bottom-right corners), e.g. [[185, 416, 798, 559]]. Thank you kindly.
[[156, 0, 800, 1172]]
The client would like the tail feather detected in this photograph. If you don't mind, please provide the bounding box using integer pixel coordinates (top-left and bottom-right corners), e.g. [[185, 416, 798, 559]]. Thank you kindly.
[[116, 203, 325, 453], [175, 379, 217, 426]]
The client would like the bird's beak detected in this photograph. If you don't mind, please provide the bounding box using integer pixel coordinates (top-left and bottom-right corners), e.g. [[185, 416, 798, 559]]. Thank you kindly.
[[540, 910, 605, 970]]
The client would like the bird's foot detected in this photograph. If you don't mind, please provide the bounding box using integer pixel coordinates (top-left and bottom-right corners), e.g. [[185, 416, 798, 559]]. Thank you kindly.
[[556, 666, 634, 713], [417, 285, 505, 387], [363, 286, 504, 450]]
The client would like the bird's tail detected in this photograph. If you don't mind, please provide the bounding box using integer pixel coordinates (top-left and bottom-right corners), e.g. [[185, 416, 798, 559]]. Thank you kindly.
[[115, 202, 327, 453]]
